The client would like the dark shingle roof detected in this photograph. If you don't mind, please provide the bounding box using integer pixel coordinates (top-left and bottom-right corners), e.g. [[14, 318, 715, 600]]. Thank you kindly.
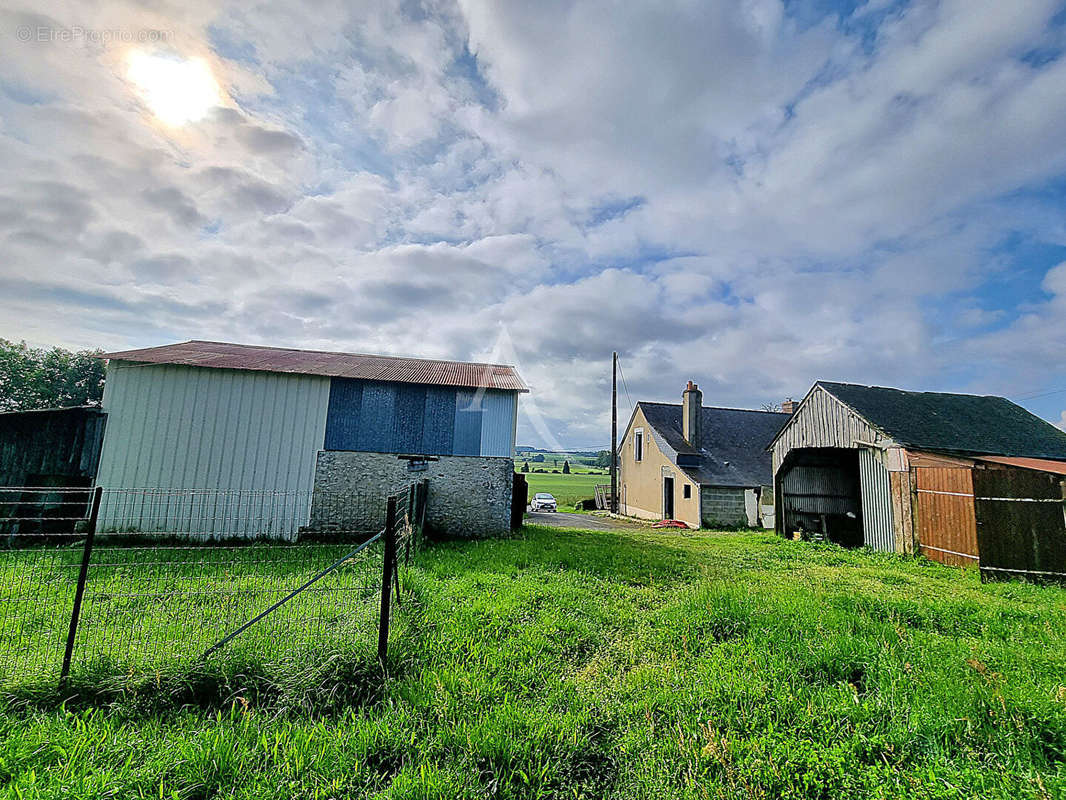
[[817, 381, 1066, 459], [639, 402, 791, 488], [103, 340, 528, 392]]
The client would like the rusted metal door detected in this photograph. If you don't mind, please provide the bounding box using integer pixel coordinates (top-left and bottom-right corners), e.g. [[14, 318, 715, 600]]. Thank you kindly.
[[915, 467, 979, 566]]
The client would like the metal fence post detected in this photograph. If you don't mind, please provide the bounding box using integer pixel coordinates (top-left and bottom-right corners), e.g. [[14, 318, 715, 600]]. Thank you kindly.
[[59, 486, 102, 687], [377, 494, 398, 665]]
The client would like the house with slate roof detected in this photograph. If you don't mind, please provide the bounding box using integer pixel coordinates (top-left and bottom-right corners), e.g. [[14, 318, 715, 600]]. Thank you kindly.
[[770, 381, 1066, 576], [618, 381, 791, 528]]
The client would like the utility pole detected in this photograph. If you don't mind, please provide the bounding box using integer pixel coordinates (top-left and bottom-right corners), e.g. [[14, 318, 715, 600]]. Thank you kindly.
[[610, 351, 618, 513]]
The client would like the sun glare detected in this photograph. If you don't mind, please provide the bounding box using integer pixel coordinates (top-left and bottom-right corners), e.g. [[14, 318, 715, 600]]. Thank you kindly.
[[127, 51, 222, 126]]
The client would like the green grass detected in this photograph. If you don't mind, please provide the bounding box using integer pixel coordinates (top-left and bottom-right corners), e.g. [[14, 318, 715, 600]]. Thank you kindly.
[[3, 526, 1066, 798], [523, 472, 604, 509], [0, 541, 385, 689]]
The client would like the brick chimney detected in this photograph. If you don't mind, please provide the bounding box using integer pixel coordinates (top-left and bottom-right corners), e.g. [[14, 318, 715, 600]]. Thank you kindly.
[[682, 381, 702, 446], [781, 398, 797, 414]]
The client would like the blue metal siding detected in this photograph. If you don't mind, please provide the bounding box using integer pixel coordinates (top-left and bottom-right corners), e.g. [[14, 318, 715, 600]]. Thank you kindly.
[[422, 388, 456, 455], [357, 383, 396, 452], [323, 378, 515, 457], [391, 384, 426, 453], [324, 378, 363, 450], [453, 390, 483, 456]]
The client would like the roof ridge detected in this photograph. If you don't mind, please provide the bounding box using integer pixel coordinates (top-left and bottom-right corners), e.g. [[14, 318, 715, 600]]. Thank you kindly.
[[638, 400, 790, 415], [816, 380, 1008, 402], [117, 340, 519, 371]]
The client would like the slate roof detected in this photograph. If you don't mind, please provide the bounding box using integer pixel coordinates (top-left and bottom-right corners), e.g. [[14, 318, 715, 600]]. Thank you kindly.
[[103, 340, 528, 392], [817, 381, 1066, 460], [639, 402, 791, 488]]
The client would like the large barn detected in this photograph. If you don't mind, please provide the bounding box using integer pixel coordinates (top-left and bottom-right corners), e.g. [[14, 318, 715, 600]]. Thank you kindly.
[[770, 381, 1066, 580], [94, 340, 527, 538]]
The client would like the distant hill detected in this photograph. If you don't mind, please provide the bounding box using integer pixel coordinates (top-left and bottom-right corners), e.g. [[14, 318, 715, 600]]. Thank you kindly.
[[516, 447, 608, 456]]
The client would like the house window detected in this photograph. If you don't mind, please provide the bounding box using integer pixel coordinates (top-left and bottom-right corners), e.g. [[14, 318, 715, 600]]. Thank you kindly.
[[634, 428, 644, 462], [683, 484, 691, 499]]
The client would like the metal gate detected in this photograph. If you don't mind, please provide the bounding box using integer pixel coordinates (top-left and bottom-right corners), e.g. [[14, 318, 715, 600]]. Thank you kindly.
[[974, 467, 1066, 583], [915, 466, 979, 566]]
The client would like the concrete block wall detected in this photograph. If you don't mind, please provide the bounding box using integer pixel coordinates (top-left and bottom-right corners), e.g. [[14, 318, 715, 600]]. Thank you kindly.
[[700, 486, 747, 527], [309, 451, 514, 538]]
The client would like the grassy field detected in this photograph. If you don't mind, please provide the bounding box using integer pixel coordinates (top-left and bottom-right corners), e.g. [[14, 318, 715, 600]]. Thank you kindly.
[[523, 472, 604, 509], [517, 452, 607, 476], [3, 526, 1066, 798]]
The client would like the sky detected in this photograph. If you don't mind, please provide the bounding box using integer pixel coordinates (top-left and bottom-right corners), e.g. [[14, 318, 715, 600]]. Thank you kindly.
[[1, 0, 1066, 448]]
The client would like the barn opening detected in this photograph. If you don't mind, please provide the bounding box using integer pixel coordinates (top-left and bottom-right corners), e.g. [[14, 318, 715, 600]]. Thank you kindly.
[[777, 448, 864, 547]]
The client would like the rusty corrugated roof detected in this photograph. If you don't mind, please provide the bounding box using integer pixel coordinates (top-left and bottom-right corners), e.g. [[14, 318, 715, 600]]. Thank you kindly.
[[102, 340, 528, 392], [977, 455, 1066, 475]]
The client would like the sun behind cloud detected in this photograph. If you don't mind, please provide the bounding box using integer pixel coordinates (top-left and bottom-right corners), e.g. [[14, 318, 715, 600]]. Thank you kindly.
[[126, 50, 222, 126]]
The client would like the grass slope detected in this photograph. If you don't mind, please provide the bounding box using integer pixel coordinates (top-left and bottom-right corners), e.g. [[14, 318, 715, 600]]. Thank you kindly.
[[3, 527, 1066, 799]]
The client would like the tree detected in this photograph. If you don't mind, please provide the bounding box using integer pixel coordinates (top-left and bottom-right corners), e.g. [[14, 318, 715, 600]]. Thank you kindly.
[[594, 450, 611, 468], [562, 460, 571, 474], [0, 339, 106, 412], [532, 453, 545, 463], [521, 461, 529, 473]]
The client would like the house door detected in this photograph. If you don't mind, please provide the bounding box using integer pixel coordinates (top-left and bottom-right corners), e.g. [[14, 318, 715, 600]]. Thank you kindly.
[[663, 476, 675, 519]]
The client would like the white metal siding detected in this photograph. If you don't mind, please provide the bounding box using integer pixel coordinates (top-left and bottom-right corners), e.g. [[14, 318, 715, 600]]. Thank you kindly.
[[859, 447, 895, 552], [95, 361, 330, 537], [479, 390, 518, 457]]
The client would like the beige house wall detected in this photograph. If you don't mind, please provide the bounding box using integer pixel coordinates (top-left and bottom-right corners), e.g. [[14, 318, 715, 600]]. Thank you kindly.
[[618, 406, 701, 527]]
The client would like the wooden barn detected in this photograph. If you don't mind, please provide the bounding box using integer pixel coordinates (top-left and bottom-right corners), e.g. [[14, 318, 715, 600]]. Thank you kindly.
[[770, 382, 1066, 582], [0, 406, 106, 487]]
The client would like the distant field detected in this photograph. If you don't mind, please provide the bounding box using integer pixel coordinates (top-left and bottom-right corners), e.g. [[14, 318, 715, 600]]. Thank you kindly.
[[523, 472, 604, 508], [516, 452, 608, 475]]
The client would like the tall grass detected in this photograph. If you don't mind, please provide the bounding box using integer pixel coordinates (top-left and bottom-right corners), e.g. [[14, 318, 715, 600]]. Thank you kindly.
[[2, 527, 1065, 799]]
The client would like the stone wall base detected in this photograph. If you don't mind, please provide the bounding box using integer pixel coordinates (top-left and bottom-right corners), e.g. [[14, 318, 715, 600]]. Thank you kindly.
[[310, 451, 513, 538]]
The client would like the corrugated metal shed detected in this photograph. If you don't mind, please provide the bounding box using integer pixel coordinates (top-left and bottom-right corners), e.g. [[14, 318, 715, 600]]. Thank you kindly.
[[95, 362, 330, 537], [103, 340, 528, 392]]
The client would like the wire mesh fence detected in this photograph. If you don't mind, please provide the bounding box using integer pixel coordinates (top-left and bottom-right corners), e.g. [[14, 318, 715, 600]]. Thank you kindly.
[[0, 482, 427, 690]]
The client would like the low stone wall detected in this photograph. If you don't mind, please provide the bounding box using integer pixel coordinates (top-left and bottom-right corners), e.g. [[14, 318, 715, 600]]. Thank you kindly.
[[309, 451, 514, 538]]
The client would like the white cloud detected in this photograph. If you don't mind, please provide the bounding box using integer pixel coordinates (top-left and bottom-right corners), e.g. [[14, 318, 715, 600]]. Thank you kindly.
[[1, 0, 1066, 445]]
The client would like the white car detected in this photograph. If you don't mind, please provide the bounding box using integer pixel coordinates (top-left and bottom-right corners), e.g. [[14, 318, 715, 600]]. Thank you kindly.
[[530, 492, 557, 512]]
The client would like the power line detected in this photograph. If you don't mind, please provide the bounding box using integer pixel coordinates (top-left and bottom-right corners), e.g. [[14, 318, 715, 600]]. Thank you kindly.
[[1013, 387, 1066, 402], [615, 355, 634, 410]]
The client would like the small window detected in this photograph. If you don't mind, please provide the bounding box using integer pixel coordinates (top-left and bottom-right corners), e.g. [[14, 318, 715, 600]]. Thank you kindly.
[[683, 484, 691, 499], [634, 429, 644, 462]]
